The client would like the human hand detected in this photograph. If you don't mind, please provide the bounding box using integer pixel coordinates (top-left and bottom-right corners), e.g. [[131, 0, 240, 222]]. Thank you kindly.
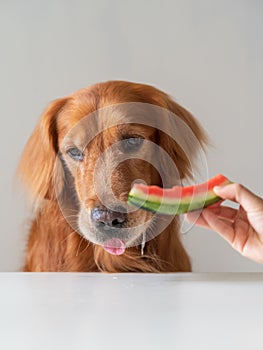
[[186, 183, 263, 264]]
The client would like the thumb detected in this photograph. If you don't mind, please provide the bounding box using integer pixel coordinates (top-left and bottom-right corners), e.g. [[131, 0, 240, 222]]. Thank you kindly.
[[213, 183, 263, 212]]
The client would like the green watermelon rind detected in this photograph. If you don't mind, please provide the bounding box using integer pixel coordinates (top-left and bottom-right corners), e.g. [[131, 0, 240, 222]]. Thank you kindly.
[[128, 193, 222, 215]]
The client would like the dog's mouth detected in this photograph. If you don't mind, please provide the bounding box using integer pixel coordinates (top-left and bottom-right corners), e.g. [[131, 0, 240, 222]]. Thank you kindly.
[[102, 238, 126, 255], [78, 204, 152, 255]]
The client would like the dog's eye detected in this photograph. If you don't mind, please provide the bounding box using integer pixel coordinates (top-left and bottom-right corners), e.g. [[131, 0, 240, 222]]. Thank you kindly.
[[66, 147, 83, 161], [122, 137, 144, 152]]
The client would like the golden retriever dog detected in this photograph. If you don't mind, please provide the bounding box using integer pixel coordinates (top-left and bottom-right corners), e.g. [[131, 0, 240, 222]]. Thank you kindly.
[[18, 81, 206, 272]]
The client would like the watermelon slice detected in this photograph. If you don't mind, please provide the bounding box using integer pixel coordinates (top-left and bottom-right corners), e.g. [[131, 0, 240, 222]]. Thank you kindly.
[[128, 174, 231, 215]]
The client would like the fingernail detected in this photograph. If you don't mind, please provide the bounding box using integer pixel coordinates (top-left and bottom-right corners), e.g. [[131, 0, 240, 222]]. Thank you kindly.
[[213, 185, 225, 192]]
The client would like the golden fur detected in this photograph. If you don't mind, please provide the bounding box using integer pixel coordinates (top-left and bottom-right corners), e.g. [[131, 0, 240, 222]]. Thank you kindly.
[[18, 81, 206, 272]]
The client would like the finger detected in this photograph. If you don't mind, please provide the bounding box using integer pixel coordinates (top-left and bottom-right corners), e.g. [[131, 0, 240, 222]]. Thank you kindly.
[[213, 183, 263, 213], [206, 200, 224, 209], [208, 206, 238, 221], [186, 204, 237, 224], [185, 211, 211, 229], [201, 208, 235, 244]]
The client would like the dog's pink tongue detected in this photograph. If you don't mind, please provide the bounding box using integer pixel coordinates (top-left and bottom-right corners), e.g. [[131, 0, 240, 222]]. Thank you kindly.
[[103, 238, 126, 255]]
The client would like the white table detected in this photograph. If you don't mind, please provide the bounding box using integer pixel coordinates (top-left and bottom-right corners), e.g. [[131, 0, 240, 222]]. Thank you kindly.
[[0, 273, 263, 350]]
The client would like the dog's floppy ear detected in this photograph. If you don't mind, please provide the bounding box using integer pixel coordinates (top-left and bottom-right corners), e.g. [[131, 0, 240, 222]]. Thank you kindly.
[[157, 97, 208, 184], [18, 97, 68, 203]]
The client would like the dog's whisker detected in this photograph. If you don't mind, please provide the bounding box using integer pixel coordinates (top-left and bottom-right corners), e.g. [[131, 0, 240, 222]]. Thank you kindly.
[[77, 240, 91, 257], [59, 230, 76, 244], [64, 214, 79, 220], [63, 209, 79, 214], [76, 236, 85, 257]]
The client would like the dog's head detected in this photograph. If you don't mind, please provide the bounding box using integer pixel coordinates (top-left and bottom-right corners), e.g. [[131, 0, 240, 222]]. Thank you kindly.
[[18, 81, 207, 256]]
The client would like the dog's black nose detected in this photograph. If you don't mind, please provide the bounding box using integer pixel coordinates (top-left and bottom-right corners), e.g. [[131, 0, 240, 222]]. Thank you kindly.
[[91, 207, 127, 229]]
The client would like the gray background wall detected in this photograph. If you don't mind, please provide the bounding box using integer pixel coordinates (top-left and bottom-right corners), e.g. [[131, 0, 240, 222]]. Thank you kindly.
[[1, 0, 262, 271]]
